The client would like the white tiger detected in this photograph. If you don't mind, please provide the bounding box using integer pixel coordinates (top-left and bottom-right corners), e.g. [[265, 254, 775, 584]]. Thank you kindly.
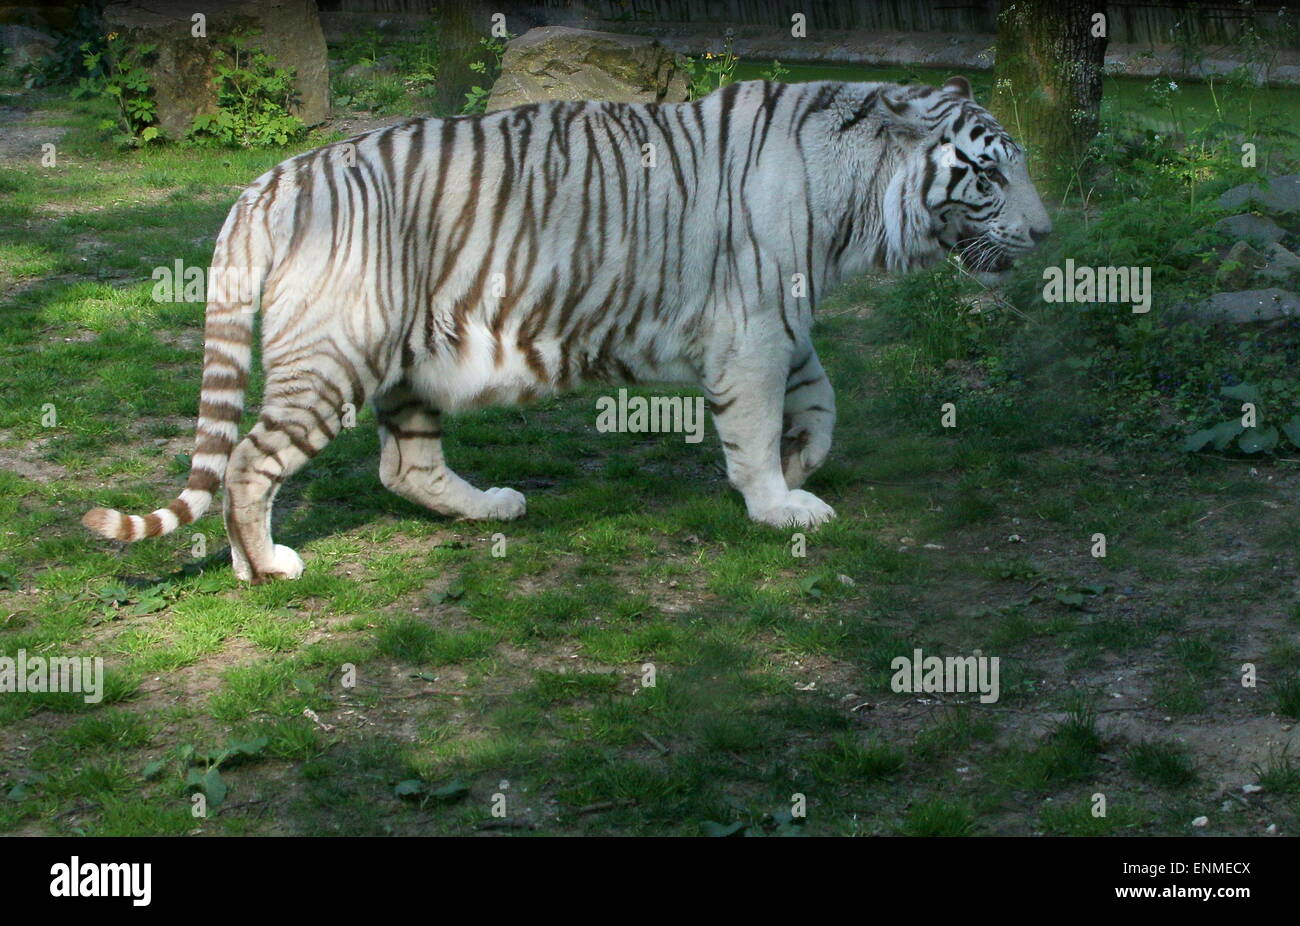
[[83, 76, 1051, 582]]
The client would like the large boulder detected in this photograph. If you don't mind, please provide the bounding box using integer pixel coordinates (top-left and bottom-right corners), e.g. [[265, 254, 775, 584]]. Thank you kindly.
[[1213, 213, 1286, 247], [103, 0, 328, 141], [1217, 174, 1300, 214], [486, 26, 689, 114], [1260, 243, 1300, 282], [1195, 288, 1300, 324]]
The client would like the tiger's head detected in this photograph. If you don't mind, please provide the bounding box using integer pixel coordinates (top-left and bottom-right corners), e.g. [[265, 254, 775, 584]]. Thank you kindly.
[[921, 76, 1052, 273]]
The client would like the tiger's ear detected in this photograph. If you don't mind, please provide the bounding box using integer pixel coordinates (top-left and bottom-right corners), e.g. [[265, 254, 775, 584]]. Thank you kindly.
[[942, 76, 973, 100]]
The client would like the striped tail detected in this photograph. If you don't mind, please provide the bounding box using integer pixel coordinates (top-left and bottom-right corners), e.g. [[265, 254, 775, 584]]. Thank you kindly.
[[83, 205, 268, 543]]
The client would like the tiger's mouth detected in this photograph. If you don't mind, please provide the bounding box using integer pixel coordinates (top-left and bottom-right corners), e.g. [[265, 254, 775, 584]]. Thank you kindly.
[[953, 235, 1015, 273]]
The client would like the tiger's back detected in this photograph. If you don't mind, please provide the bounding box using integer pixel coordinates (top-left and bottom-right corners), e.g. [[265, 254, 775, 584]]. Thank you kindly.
[[255, 88, 815, 411]]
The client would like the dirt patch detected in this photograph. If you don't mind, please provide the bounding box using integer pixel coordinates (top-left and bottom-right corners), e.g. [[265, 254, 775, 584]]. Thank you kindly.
[[0, 104, 68, 163], [0, 432, 72, 483]]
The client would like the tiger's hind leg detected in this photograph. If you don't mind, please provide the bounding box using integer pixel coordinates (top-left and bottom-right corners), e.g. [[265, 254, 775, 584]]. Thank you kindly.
[[781, 349, 836, 490], [375, 383, 526, 521], [225, 362, 358, 582]]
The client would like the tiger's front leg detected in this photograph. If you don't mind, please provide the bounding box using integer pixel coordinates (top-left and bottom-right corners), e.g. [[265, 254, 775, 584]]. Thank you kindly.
[[705, 341, 836, 530]]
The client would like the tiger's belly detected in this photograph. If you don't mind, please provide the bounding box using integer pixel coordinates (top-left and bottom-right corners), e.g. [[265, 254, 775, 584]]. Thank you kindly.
[[407, 320, 696, 413]]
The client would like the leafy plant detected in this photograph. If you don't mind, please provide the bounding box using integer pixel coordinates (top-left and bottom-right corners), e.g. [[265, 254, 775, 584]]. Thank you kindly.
[[187, 31, 304, 148], [72, 32, 160, 146], [459, 34, 511, 116], [685, 32, 740, 101], [392, 776, 470, 808], [1181, 382, 1300, 456], [144, 736, 270, 811], [52, 579, 181, 625]]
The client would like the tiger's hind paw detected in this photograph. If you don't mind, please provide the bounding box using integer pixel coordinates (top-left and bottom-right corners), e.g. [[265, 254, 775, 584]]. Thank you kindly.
[[232, 544, 304, 582], [266, 544, 305, 580]]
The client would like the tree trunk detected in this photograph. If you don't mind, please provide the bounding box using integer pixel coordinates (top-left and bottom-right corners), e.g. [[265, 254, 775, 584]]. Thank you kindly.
[[432, 2, 482, 117], [990, 0, 1108, 187]]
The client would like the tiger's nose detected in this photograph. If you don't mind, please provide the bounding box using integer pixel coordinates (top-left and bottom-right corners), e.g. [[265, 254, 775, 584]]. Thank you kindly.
[[1029, 225, 1051, 244]]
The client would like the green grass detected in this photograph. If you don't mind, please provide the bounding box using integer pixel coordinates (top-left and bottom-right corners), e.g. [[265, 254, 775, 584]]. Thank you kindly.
[[1254, 749, 1300, 795], [901, 799, 976, 836], [0, 61, 1297, 836], [995, 700, 1106, 791], [1273, 676, 1300, 720], [1039, 797, 1153, 835], [1126, 740, 1199, 790]]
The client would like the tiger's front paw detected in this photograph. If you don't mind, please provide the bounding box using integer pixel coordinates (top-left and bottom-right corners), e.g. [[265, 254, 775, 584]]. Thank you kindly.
[[474, 486, 527, 521], [753, 490, 836, 529]]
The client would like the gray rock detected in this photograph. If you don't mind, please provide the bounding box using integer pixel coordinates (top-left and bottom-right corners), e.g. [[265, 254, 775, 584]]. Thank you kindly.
[[486, 26, 689, 114], [1196, 288, 1300, 324], [1217, 174, 1300, 214], [0, 24, 58, 69], [1260, 243, 1300, 282], [1213, 213, 1286, 247], [103, 0, 330, 140]]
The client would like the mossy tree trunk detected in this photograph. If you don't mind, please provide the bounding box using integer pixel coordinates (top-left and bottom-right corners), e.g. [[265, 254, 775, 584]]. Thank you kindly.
[[990, 0, 1108, 188], [432, 1, 483, 117]]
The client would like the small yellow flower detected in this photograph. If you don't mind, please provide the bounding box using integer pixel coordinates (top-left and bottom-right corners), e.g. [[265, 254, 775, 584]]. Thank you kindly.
[[107, 31, 119, 40]]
